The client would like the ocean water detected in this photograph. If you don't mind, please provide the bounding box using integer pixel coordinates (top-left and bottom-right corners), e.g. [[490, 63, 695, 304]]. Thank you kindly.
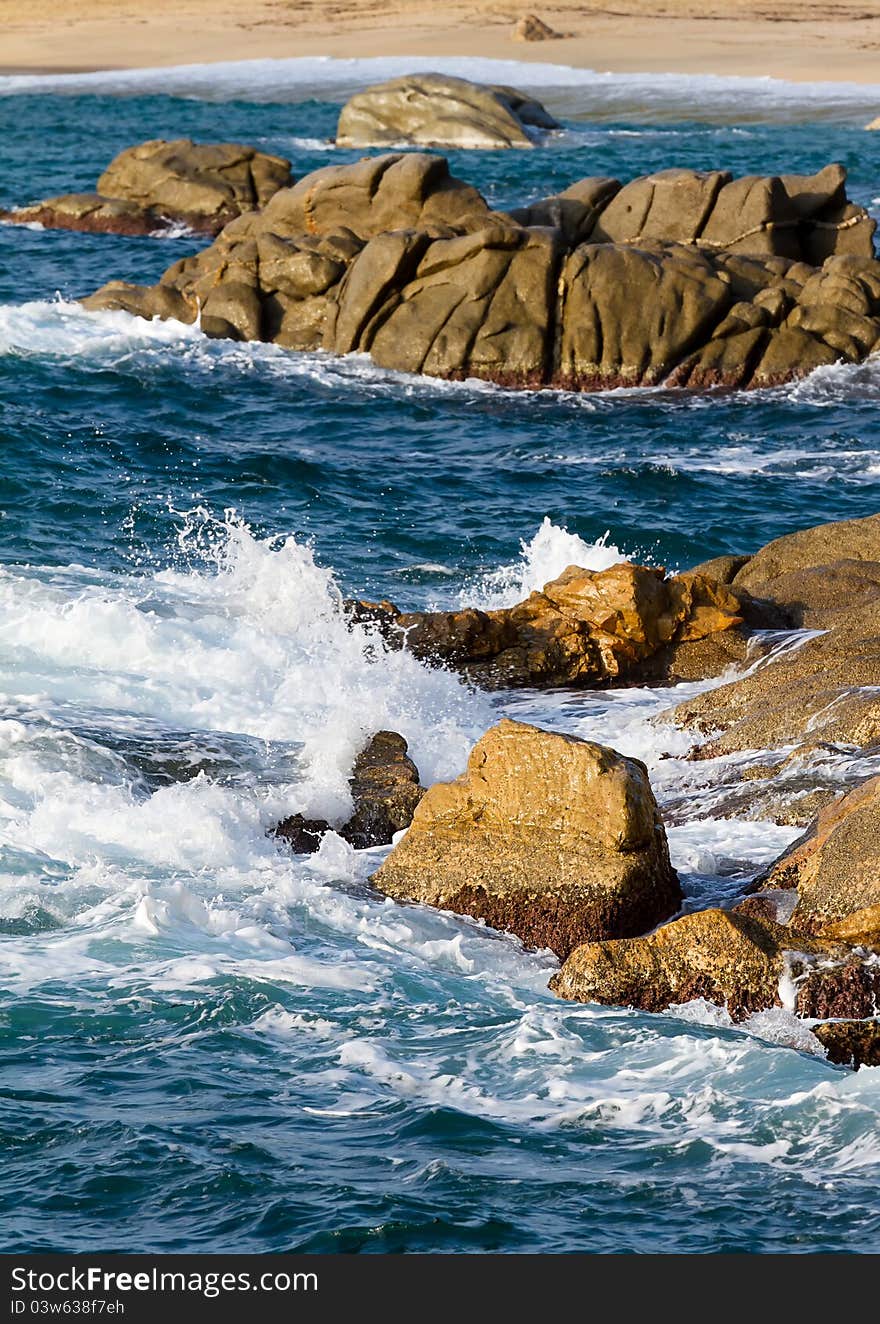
[[1, 59, 880, 1255]]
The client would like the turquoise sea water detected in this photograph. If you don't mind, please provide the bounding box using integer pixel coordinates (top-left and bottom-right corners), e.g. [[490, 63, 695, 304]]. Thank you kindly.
[[1, 60, 880, 1254]]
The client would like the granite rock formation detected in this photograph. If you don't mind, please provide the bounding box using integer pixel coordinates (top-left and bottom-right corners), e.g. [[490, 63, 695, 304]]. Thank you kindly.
[[373, 718, 682, 959]]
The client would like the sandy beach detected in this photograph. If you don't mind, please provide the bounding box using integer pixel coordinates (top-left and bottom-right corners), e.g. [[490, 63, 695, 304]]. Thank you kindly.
[[1, 0, 879, 83]]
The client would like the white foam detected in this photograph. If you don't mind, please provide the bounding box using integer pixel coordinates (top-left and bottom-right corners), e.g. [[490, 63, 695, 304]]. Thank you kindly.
[[462, 516, 626, 610], [0, 512, 490, 842], [1, 57, 879, 123]]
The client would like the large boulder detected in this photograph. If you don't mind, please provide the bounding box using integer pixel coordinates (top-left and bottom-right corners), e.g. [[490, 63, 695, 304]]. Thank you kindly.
[[372, 718, 682, 959], [550, 908, 879, 1021], [3, 139, 292, 237], [348, 562, 742, 688], [274, 731, 424, 852], [672, 514, 880, 757], [758, 776, 880, 942], [335, 73, 560, 149], [258, 152, 493, 240]]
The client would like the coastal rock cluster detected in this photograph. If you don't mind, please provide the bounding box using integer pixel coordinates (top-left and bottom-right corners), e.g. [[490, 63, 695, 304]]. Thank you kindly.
[[274, 512, 880, 1067], [2, 138, 293, 236], [346, 561, 743, 688], [81, 146, 879, 390]]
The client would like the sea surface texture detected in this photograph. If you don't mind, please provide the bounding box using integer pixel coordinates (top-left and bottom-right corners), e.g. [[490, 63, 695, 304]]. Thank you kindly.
[[1, 59, 880, 1254]]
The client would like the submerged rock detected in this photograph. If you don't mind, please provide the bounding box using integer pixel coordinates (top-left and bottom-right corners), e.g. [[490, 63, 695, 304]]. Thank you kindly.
[[550, 907, 879, 1021], [275, 731, 424, 852], [4, 139, 292, 237], [813, 1020, 880, 1068], [372, 718, 682, 959], [346, 562, 742, 689], [81, 153, 880, 392], [335, 73, 560, 149]]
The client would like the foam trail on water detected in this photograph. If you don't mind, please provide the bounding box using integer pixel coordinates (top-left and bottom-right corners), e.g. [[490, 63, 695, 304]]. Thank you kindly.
[[1, 57, 879, 123]]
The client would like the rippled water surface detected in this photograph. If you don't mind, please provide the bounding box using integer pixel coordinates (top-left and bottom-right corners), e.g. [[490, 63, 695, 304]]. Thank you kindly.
[[1, 60, 880, 1254]]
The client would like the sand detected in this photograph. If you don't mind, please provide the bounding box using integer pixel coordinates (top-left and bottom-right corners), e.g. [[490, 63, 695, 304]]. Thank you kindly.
[[1, 0, 879, 84]]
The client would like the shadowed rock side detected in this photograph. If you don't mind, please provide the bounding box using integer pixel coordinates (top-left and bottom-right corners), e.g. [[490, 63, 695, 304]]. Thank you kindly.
[[550, 908, 880, 1021], [372, 719, 682, 959], [274, 731, 425, 852], [346, 561, 744, 688], [813, 1020, 880, 1067], [2, 139, 292, 237], [335, 73, 561, 149], [82, 153, 880, 390]]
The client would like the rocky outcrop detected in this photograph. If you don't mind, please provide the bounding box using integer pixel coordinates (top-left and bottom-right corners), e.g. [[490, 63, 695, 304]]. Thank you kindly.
[[550, 907, 880, 1021], [756, 776, 880, 943], [512, 14, 567, 40], [812, 1020, 880, 1068], [3, 139, 292, 237], [80, 154, 880, 392], [373, 718, 681, 959], [275, 731, 424, 852], [347, 561, 743, 688], [673, 515, 880, 758], [335, 73, 560, 149]]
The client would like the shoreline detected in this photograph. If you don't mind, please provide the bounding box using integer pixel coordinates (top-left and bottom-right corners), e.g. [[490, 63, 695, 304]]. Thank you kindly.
[[2, 1, 880, 86]]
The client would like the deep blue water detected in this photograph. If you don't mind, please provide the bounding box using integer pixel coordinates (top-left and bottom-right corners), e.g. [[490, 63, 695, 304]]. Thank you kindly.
[[1, 65, 880, 1255]]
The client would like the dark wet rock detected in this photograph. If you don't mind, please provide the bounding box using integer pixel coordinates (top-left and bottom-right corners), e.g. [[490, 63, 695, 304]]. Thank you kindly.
[[335, 73, 560, 149], [550, 907, 879, 1021], [4, 139, 292, 237], [346, 562, 742, 689], [812, 1020, 880, 1068], [372, 718, 681, 959], [81, 155, 880, 392], [1, 192, 167, 237], [275, 731, 424, 853]]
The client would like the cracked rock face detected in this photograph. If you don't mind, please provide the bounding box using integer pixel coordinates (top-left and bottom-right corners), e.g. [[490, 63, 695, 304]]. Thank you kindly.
[[335, 73, 561, 149], [81, 153, 879, 391], [345, 562, 743, 689], [372, 718, 682, 960]]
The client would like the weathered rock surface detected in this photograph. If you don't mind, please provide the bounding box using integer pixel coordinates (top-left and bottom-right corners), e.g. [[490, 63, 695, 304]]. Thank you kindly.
[[80, 153, 880, 392], [347, 561, 742, 688], [336, 73, 560, 149], [672, 514, 880, 757], [813, 1020, 880, 1068], [3, 139, 292, 237], [550, 907, 880, 1021], [275, 731, 424, 852], [757, 776, 880, 942], [373, 719, 681, 959]]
